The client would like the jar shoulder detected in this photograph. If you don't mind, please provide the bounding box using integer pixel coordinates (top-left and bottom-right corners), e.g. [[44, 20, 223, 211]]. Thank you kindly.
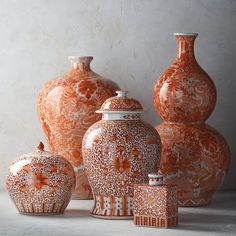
[[84, 120, 161, 142], [40, 71, 119, 94]]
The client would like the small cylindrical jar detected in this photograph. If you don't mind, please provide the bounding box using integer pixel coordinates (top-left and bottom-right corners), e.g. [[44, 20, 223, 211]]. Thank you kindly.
[[6, 142, 75, 215], [133, 174, 178, 228], [148, 173, 164, 186], [82, 91, 161, 219]]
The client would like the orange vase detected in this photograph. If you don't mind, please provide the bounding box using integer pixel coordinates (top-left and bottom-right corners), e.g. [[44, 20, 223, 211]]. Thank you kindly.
[[82, 91, 161, 219], [38, 56, 120, 199], [153, 33, 230, 206]]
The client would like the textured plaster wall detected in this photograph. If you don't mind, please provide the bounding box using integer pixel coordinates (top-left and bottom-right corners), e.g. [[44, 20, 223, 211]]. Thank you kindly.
[[0, 0, 235, 190]]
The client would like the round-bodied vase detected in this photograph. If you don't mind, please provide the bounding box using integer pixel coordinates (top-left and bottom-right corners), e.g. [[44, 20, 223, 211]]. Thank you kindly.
[[82, 91, 161, 219], [153, 33, 230, 206], [38, 56, 120, 199], [6, 142, 75, 215]]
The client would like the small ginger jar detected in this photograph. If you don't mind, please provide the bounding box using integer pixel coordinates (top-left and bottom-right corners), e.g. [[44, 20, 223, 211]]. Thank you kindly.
[[82, 91, 161, 219], [133, 174, 178, 228], [6, 142, 75, 215]]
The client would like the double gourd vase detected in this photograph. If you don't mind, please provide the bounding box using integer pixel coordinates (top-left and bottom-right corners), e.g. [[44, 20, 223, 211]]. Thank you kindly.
[[153, 33, 230, 206], [38, 56, 120, 199], [82, 91, 161, 219]]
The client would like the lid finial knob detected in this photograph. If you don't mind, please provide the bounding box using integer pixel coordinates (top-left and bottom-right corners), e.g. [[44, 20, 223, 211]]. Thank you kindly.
[[37, 142, 44, 152], [148, 173, 164, 186]]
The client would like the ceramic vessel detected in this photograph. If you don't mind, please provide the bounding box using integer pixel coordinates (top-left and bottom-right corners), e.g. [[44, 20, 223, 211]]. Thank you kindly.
[[82, 91, 161, 219], [38, 56, 120, 199], [133, 174, 178, 228], [153, 33, 230, 206], [6, 142, 75, 215]]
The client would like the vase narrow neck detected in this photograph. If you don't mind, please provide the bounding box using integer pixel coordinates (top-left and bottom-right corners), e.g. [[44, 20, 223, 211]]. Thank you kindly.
[[175, 34, 197, 62], [68, 56, 93, 72]]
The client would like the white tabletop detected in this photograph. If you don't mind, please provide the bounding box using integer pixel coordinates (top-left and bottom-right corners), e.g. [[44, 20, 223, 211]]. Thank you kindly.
[[0, 190, 235, 236]]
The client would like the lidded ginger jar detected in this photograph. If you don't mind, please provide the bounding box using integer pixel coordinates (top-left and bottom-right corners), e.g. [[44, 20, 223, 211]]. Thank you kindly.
[[38, 56, 120, 199], [82, 91, 161, 219], [6, 142, 75, 215]]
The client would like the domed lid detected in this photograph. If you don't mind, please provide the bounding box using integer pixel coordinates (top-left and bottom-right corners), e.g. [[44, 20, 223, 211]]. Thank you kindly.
[[96, 91, 143, 113], [22, 142, 62, 160]]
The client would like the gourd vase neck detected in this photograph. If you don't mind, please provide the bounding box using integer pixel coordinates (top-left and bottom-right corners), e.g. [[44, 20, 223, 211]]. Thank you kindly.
[[174, 33, 198, 64]]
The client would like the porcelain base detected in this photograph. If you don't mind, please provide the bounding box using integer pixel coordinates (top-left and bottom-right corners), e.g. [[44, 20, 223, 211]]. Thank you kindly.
[[91, 213, 133, 220]]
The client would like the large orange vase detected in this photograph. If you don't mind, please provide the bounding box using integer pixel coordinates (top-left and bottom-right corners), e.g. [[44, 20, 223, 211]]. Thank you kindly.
[[153, 33, 230, 206], [38, 56, 120, 199]]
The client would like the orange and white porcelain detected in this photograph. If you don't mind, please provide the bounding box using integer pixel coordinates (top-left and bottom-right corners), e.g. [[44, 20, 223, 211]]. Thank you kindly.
[[82, 91, 161, 219], [6, 142, 75, 215], [133, 174, 178, 228], [153, 33, 230, 206], [38, 56, 119, 199]]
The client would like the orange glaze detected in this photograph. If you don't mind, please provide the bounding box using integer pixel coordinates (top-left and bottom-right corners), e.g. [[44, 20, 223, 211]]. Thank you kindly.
[[153, 33, 230, 206], [38, 56, 119, 199]]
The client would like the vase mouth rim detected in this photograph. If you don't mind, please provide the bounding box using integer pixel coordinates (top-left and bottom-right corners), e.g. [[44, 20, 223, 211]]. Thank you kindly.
[[68, 56, 94, 60], [174, 32, 198, 36]]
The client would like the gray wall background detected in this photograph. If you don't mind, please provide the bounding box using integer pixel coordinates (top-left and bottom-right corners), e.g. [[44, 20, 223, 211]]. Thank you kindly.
[[0, 0, 235, 190]]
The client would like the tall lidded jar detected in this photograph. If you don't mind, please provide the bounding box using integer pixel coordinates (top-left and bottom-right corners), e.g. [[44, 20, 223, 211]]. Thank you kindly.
[[153, 33, 230, 206], [82, 91, 161, 219], [38, 56, 120, 199]]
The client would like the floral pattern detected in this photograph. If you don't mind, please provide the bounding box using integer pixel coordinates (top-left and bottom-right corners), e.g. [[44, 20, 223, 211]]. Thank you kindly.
[[38, 56, 119, 199], [153, 34, 230, 206], [113, 156, 131, 173], [30, 172, 49, 190], [82, 92, 161, 218], [133, 184, 178, 228], [6, 143, 75, 215], [77, 80, 97, 98]]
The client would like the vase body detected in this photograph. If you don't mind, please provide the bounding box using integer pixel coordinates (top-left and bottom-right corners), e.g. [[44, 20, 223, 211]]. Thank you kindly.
[[6, 143, 75, 215], [82, 91, 161, 219], [38, 56, 120, 199], [153, 33, 230, 206]]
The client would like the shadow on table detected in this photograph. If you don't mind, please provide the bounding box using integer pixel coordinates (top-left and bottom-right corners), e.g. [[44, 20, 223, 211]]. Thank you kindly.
[[178, 208, 236, 233], [35, 209, 91, 219], [208, 191, 236, 211], [19, 209, 91, 219], [177, 192, 236, 232], [62, 209, 90, 218]]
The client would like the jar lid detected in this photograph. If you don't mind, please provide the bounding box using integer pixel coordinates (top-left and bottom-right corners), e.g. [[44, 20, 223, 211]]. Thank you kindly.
[[96, 91, 143, 113], [21, 142, 61, 159], [148, 173, 164, 186]]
